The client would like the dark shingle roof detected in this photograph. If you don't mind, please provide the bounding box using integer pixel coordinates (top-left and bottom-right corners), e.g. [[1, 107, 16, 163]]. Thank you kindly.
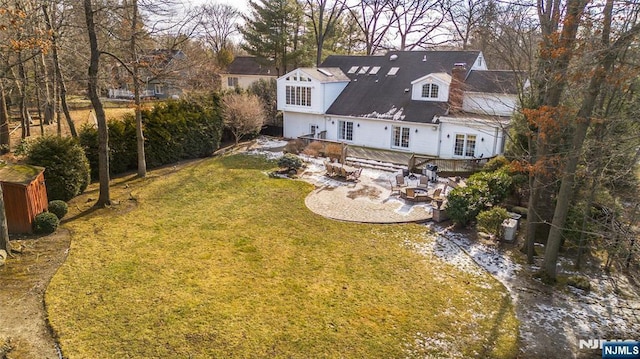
[[321, 51, 482, 123], [465, 70, 522, 94], [227, 56, 278, 76]]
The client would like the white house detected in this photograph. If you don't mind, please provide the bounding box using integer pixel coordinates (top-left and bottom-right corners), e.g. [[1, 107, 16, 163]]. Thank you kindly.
[[222, 56, 278, 91], [277, 51, 523, 160]]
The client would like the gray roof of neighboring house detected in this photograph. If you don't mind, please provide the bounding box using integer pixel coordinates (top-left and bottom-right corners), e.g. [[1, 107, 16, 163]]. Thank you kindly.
[[227, 56, 278, 76], [299, 67, 350, 82], [465, 70, 523, 94], [320, 51, 520, 124]]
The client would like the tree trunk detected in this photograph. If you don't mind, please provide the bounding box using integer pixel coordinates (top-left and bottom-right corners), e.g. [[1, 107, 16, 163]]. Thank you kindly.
[[0, 82, 10, 153], [84, 0, 111, 207], [575, 177, 598, 270], [43, 4, 77, 138], [129, 0, 147, 178], [17, 57, 29, 139], [40, 50, 54, 126], [32, 58, 44, 136], [0, 184, 9, 255]]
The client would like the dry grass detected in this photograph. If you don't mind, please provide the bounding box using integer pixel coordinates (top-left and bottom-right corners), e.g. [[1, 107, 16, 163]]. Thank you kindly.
[[8, 99, 155, 149], [46, 154, 519, 358]]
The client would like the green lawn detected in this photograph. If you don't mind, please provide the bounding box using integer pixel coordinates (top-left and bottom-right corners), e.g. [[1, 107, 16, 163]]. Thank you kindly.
[[46, 154, 518, 358]]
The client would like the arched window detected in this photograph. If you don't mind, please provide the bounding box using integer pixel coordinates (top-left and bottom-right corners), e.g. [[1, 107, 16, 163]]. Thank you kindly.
[[421, 83, 439, 98]]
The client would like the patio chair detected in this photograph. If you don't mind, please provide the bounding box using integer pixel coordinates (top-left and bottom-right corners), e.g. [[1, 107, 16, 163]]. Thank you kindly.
[[339, 166, 348, 178], [325, 162, 336, 177], [347, 167, 362, 181], [430, 188, 442, 199], [404, 187, 416, 201], [395, 174, 406, 187], [417, 176, 429, 188]]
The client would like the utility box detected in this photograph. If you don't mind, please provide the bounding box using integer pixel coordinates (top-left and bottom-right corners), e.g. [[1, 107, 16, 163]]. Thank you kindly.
[[423, 164, 438, 182], [502, 218, 517, 242]]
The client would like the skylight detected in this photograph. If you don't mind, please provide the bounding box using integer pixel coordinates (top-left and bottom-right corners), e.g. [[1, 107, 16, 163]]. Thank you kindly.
[[387, 67, 399, 76], [358, 66, 370, 74], [317, 68, 333, 77], [369, 66, 381, 75], [347, 66, 359, 74]]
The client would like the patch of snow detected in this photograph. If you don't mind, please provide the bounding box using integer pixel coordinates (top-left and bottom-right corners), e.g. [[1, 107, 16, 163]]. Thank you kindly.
[[361, 106, 406, 121], [253, 136, 288, 149], [422, 224, 640, 357]]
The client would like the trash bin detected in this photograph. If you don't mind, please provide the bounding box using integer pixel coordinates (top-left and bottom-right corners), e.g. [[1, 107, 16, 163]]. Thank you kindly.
[[502, 218, 517, 242]]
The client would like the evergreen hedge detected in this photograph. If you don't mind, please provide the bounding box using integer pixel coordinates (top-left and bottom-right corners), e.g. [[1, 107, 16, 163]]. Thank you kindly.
[[79, 98, 223, 178]]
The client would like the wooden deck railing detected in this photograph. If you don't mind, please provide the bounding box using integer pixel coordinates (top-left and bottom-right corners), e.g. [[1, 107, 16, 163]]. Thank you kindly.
[[409, 154, 494, 176]]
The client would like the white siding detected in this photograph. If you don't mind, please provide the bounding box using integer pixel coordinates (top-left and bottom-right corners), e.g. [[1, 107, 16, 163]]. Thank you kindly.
[[324, 116, 440, 155], [438, 117, 506, 159], [462, 93, 517, 116], [221, 74, 276, 91], [283, 112, 326, 138]]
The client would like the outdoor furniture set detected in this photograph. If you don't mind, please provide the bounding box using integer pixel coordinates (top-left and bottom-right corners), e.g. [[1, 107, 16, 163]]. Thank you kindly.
[[324, 161, 363, 182], [391, 173, 443, 203]]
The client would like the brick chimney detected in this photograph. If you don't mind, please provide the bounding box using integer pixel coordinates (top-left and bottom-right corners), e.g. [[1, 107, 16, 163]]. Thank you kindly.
[[448, 63, 466, 112]]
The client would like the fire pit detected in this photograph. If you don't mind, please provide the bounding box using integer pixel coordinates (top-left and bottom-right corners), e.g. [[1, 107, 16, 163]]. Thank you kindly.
[[400, 187, 431, 202]]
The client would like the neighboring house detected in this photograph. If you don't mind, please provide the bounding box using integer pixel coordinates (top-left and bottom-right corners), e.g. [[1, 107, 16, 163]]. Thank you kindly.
[[277, 51, 523, 160], [108, 49, 186, 100], [222, 56, 278, 91]]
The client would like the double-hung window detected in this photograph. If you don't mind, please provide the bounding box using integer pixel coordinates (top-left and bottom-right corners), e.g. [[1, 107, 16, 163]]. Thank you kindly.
[[454, 134, 477, 157], [338, 121, 353, 141], [392, 126, 410, 148], [421, 83, 439, 99]]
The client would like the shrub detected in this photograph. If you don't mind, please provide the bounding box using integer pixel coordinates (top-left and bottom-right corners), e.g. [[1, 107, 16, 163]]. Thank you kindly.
[[482, 155, 510, 172], [324, 143, 343, 162], [25, 136, 90, 201], [302, 141, 324, 157], [567, 275, 591, 291], [446, 186, 484, 227], [33, 212, 60, 234], [284, 139, 305, 154], [467, 169, 513, 206], [477, 207, 510, 238], [48, 200, 68, 220], [278, 154, 303, 171]]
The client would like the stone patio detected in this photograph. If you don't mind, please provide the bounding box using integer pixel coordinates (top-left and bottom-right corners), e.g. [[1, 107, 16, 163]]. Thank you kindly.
[[300, 159, 449, 224]]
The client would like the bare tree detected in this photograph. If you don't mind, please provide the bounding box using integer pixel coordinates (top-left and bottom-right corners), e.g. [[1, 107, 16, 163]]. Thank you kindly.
[[346, 0, 394, 55], [84, 0, 111, 206], [200, 3, 240, 54], [387, 0, 446, 50], [445, 0, 494, 50], [222, 93, 265, 145], [304, 0, 346, 66]]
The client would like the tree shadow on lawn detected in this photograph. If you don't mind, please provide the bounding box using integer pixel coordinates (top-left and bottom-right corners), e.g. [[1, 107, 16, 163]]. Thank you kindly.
[[217, 154, 276, 170]]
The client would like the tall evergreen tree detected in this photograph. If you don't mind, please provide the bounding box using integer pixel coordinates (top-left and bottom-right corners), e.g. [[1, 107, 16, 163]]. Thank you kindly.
[[240, 0, 306, 76]]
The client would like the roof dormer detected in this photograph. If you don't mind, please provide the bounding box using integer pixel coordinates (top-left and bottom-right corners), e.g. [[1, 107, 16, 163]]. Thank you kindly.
[[410, 73, 451, 102]]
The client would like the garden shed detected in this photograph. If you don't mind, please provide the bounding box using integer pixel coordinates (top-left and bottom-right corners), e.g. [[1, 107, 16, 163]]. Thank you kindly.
[[0, 164, 48, 234]]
